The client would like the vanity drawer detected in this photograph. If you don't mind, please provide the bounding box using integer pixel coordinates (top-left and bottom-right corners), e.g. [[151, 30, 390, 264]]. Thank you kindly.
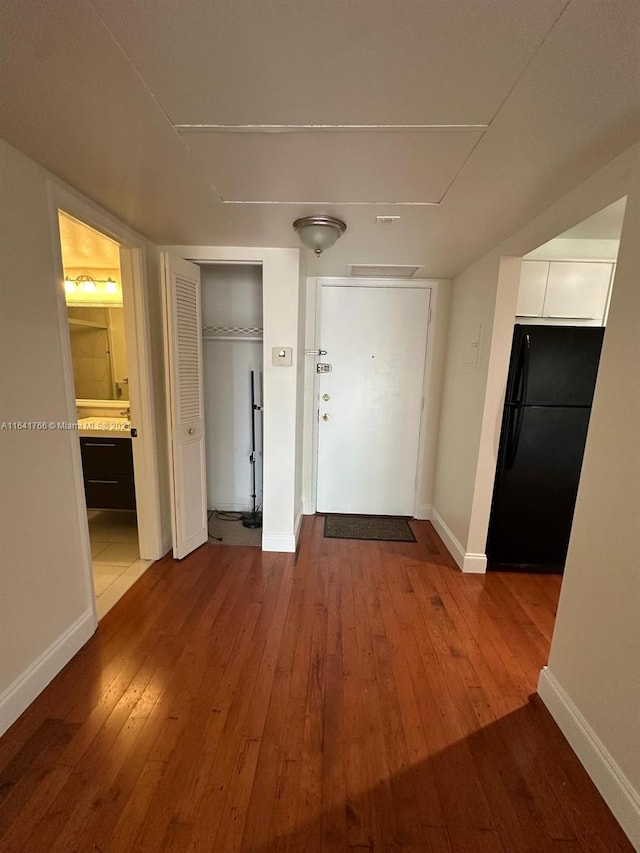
[[83, 475, 136, 511], [80, 436, 134, 475]]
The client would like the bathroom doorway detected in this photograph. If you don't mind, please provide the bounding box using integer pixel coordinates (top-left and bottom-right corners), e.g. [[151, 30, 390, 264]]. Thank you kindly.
[[57, 211, 153, 616]]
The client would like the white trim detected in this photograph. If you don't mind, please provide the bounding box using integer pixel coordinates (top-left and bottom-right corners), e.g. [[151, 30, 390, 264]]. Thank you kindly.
[[302, 499, 316, 515], [0, 611, 95, 737], [262, 533, 297, 553], [209, 502, 253, 513], [48, 184, 164, 563], [46, 187, 99, 622], [462, 552, 488, 573], [295, 507, 303, 543], [430, 507, 487, 573], [175, 123, 488, 132], [538, 667, 640, 850], [413, 283, 439, 519], [76, 399, 132, 409], [431, 507, 465, 569], [120, 247, 164, 560], [414, 503, 432, 520]]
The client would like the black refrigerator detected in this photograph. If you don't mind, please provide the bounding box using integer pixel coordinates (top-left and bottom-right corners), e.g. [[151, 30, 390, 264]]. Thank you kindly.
[[487, 324, 604, 573]]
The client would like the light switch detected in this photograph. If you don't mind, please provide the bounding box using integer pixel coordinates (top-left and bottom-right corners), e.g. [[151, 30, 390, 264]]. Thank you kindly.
[[272, 346, 293, 367], [462, 322, 482, 372]]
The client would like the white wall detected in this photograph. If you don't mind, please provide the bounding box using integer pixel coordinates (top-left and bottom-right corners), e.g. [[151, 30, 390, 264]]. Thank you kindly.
[[0, 140, 170, 735], [415, 280, 451, 518], [143, 244, 173, 555], [537, 151, 640, 849], [200, 264, 263, 511], [431, 251, 503, 560], [163, 246, 303, 552], [432, 141, 635, 568], [294, 254, 307, 533], [0, 142, 94, 732]]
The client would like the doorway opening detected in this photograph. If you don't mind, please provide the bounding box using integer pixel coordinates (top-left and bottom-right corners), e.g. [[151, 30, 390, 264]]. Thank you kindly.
[[199, 263, 264, 547], [58, 211, 152, 614], [485, 197, 627, 574]]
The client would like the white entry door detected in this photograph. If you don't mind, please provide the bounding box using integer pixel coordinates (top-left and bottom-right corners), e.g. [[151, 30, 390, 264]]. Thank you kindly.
[[161, 253, 208, 559], [316, 282, 430, 516]]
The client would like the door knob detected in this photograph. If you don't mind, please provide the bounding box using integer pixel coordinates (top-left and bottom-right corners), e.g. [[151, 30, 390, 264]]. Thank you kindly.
[[188, 427, 195, 435], [321, 413, 329, 421], [322, 393, 330, 401]]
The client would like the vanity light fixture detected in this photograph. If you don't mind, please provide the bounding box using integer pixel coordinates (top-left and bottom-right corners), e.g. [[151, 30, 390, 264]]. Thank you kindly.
[[293, 215, 346, 257], [64, 275, 119, 293]]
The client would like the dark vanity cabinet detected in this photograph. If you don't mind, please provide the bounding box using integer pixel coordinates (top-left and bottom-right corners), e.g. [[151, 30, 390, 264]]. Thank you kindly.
[[79, 437, 136, 511]]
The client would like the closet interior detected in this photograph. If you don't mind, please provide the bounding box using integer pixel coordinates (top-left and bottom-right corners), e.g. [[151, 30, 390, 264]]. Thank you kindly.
[[200, 263, 264, 534]]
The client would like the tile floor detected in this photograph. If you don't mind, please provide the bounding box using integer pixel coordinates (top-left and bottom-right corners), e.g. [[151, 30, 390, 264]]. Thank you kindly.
[[87, 510, 153, 619]]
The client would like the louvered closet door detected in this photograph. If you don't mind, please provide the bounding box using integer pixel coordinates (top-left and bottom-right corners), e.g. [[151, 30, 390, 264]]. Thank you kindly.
[[162, 254, 208, 559]]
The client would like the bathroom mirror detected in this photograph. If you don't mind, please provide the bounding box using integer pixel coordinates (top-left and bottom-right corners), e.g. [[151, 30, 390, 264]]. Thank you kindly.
[[67, 306, 129, 402]]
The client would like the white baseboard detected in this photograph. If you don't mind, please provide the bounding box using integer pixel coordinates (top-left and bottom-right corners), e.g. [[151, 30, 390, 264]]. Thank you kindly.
[[413, 503, 432, 520], [0, 609, 96, 737], [430, 507, 487, 573], [430, 507, 465, 568], [538, 667, 640, 850], [262, 532, 297, 553], [302, 499, 316, 515], [209, 501, 253, 513], [462, 552, 488, 573]]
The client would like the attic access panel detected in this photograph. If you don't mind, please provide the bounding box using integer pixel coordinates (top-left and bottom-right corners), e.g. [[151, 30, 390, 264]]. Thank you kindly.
[[179, 129, 482, 204]]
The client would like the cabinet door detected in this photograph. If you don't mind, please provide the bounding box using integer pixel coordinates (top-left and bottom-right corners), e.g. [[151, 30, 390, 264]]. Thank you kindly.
[[80, 437, 134, 474], [516, 261, 548, 316], [543, 262, 612, 321]]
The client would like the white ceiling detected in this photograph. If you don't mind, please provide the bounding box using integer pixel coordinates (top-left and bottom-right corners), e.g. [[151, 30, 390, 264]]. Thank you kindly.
[[0, 0, 638, 277]]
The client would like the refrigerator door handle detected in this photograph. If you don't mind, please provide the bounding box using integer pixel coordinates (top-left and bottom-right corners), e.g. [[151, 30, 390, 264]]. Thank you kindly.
[[513, 332, 531, 405], [506, 403, 524, 470]]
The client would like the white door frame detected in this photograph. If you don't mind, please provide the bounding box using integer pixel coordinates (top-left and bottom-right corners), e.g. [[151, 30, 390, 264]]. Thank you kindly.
[[308, 277, 441, 518], [47, 183, 164, 601], [160, 245, 303, 553]]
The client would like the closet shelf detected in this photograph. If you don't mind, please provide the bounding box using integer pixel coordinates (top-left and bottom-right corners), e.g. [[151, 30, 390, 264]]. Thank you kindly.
[[202, 325, 263, 342]]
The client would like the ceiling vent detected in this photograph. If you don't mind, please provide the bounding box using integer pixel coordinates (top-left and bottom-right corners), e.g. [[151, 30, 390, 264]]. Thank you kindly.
[[349, 264, 420, 278]]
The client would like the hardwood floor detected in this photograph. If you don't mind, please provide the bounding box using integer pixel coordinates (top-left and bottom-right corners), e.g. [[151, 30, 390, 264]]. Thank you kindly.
[[0, 517, 632, 852]]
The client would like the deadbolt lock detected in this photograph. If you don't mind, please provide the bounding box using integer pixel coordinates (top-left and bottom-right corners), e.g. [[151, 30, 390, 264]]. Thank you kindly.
[[322, 393, 330, 401]]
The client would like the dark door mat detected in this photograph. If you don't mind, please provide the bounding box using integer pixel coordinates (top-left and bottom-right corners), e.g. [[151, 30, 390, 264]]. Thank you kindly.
[[323, 514, 416, 542]]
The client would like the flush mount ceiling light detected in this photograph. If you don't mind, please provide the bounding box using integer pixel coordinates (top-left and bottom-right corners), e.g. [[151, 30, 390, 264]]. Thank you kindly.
[[293, 215, 346, 257]]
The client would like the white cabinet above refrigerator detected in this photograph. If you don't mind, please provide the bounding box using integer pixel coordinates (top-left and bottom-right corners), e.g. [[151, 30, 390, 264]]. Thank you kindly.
[[516, 260, 614, 326]]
